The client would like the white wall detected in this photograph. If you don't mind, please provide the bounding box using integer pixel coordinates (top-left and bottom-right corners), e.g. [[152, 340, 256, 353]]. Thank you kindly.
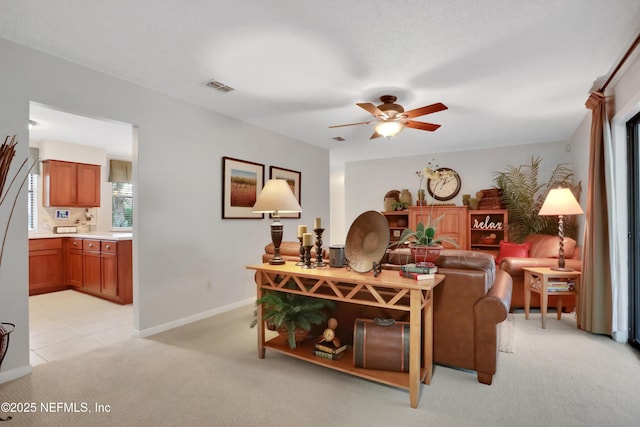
[[338, 141, 575, 245], [0, 38, 329, 382]]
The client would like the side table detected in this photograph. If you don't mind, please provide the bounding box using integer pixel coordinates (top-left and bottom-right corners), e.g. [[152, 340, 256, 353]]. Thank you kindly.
[[523, 267, 581, 329]]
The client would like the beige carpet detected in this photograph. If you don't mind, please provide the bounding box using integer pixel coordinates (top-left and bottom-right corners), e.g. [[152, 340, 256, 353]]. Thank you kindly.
[[498, 314, 515, 353], [1, 306, 639, 426]]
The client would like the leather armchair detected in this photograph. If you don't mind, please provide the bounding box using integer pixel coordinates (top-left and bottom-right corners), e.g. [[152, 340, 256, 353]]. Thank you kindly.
[[498, 234, 581, 312], [427, 250, 512, 385], [357, 245, 512, 385]]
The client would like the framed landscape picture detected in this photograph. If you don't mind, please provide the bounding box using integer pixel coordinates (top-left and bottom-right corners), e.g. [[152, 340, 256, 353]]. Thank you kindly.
[[222, 156, 265, 219], [270, 166, 301, 219]]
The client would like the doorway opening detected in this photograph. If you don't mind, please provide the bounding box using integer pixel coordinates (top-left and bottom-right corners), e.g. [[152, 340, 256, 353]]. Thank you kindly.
[[28, 102, 136, 365]]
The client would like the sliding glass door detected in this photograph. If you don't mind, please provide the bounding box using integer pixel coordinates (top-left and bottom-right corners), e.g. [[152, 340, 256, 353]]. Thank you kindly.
[[628, 111, 640, 351]]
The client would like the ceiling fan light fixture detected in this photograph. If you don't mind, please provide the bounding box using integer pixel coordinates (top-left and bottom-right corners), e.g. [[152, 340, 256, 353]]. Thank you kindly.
[[374, 120, 404, 139]]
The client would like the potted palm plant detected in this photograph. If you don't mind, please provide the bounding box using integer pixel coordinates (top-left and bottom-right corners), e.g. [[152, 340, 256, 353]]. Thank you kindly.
[[251, 287, 335, 350], [494, 156, 581, 242]]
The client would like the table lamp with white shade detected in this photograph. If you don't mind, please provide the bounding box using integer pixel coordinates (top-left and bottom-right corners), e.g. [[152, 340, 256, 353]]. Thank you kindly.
[[538, 187, 584, 271], [252, 179, 302, 265]]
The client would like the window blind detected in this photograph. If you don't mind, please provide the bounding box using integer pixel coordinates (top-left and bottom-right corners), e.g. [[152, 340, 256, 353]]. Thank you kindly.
[[28, 174, 37, 230], [112, 182, 133, 228]]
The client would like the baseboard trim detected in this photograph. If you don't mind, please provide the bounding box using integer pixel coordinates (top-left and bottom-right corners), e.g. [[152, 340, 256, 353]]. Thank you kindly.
[[612, 329, 628, 343], [133, 298, 254, 338], [0, 364, 32, 384]]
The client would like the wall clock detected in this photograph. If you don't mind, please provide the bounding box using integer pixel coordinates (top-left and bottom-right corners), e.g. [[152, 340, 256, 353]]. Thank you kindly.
[[427, 168, 461, 201]]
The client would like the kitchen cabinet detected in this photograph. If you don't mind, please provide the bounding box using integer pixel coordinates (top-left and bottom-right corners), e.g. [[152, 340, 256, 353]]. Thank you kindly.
[[29, 236, 133, 304], [100, 241, 119, 298], [79, 238, 132, 304], [66, 238, 84, 288], [28, 238, 65, 295], [408, 206, 468, 249], [83, 239, 102, 293], [42, 159, 101, 207]]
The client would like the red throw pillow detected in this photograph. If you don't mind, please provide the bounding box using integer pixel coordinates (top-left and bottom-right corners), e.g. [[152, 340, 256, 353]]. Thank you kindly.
[[496, 241, 531, 264]]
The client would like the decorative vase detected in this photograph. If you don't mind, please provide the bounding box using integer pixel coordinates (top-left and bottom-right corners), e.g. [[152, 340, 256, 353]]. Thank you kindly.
[[417, 189, 426, 206], [277, 327, 309, 348], [399, 189, 412, 206], [410, 245, 442, 264], [0, 322, 15, 371], [383, 197, 395, 212]]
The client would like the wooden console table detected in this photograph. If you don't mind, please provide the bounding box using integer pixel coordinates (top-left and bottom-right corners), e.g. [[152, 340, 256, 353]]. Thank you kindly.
[[247, 263, 444, 409]]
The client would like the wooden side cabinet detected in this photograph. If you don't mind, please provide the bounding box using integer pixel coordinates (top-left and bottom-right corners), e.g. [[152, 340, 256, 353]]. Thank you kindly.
[[28, 238, 65, 295], [408, 206, 469, 249], [468, 210, 509, 255], [42, 159, 101, 207], [381, 211, 410, 242]]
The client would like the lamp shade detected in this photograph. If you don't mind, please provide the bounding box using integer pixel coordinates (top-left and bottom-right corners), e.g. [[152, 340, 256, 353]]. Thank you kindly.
[[539, 188, 584, 216], [252, 179, 301, 214], [374, 120, 404, 138]]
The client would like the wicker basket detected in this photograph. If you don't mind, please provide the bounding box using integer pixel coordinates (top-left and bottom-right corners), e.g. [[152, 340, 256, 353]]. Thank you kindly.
[[477, 188, 504, 209], [478, 196, 504, 209]]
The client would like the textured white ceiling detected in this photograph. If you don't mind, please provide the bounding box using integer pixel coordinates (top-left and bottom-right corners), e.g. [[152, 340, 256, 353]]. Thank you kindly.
[[2, 1, 639, 166]]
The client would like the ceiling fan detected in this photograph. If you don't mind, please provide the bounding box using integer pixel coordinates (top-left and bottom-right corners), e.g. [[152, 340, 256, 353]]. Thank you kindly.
[[330, 95, 447, 139]]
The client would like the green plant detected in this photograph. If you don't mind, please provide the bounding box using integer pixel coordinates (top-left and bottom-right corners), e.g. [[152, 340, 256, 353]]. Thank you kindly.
[[251, 289, 335, 349], [494, 156, 582, 242], [392, 200, 408, 211], [398, 213, 445, 246]]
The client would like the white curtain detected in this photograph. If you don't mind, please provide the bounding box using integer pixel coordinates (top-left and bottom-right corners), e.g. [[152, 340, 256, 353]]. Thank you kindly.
[[603, 105, 619, 336]]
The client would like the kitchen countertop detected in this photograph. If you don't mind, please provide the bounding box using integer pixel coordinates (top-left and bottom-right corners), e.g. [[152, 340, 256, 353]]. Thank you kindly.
[[29, 231, 133, 241]]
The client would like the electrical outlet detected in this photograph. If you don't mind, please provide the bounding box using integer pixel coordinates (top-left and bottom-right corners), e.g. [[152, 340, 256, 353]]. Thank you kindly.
[[207, 281, 213, 291]]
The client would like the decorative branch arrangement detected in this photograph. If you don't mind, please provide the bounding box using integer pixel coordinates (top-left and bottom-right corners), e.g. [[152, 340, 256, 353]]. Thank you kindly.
[[0, 134, 32, 268]]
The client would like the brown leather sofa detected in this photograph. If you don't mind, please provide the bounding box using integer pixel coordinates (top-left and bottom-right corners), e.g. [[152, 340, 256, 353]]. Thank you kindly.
[[261, 242, 512, 385], [498, 234, 581, 312]]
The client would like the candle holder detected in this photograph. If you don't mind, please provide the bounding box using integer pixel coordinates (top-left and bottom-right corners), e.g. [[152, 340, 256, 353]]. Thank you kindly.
[[296, 236, 305, 266], [314, 228, 326, 267], [302, 245, 314, 269]]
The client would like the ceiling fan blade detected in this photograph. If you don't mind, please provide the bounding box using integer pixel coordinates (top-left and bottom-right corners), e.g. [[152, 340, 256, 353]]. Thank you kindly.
[[329, 120, 376, 128], [403, 102, 448, 119], [357, 102, 387, 119], [405, 120, 441, 131], [370, 130, 383, 139]]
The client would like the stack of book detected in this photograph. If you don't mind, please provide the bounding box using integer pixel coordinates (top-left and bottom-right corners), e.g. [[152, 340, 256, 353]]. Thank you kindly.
[[314, 340, 347, 360], [547, 278, 576, 292], [399, 262, 438, 280]]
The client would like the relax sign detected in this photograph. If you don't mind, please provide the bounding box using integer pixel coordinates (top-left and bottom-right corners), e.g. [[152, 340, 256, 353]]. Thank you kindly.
[[472, 215, 503, 230]]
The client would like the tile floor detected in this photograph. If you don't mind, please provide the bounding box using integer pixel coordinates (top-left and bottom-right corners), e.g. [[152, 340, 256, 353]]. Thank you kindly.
[[29, 290, 133, 366]]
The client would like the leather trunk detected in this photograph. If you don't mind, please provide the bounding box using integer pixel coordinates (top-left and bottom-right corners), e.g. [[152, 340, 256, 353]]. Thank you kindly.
[[353, 318, 410, 372]]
